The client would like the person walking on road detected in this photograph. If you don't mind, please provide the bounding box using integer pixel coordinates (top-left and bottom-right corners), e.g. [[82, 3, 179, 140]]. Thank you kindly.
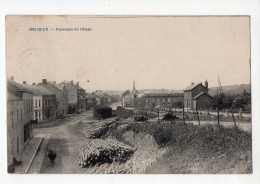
[[48, 150, 57, 166]]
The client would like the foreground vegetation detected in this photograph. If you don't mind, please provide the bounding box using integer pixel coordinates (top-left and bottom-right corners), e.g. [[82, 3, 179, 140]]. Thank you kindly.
[[105, 120, 252, 174]]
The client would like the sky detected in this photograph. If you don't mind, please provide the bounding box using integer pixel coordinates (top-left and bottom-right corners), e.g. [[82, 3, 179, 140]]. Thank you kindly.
[[6, 16, 250, 92]]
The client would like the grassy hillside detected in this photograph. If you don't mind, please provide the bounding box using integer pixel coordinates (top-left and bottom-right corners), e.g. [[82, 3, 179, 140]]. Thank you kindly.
[[107, 120, 252, 174]]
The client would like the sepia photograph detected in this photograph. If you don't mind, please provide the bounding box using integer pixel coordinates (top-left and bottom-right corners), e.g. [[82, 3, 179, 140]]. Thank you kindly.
[[5, 15, 252, 174]]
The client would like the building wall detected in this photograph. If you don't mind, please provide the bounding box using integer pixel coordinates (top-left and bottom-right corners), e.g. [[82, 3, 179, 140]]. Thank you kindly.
[[66, 85, 77, 105], [33, 95, 42, 121], [38, 83, 69, 117], [184, 91, 192, 109], [7, 93, 33, 165], [134, 95, 184, 109], [77, 89, 86, 112], [184, 84, 207, 109], [193, 94, 213, 110], [56, 89, 68, 116], [122, 93, 135, 107], [42, 95, 56, 120]]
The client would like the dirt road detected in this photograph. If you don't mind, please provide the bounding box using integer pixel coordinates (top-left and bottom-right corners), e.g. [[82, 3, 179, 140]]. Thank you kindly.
[[34, 111, 97, 173]]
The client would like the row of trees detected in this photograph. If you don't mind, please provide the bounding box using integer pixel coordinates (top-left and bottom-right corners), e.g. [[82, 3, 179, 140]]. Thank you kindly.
[[212, 90, 251, 112]]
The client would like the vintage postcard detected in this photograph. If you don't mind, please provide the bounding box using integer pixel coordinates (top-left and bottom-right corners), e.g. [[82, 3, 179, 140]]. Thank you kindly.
[[6, 15, 251, 174]]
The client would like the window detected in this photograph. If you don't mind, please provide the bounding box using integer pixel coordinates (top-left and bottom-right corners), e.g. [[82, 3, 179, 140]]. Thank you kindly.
[[39, 99, 41, 107], [11, 112, 13, 128], [17, 110, 19, 123], [35, 99, 37, 107], [168, 98, 170, 102], [21, 109, 22, 121], [39, 112, 41, 120]]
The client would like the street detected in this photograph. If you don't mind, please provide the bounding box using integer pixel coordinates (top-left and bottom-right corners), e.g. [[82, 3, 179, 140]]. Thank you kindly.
[[34, 111, 95, 173]]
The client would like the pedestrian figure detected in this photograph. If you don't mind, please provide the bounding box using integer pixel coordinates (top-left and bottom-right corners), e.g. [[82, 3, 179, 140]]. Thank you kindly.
[[48, 150, 57, 166]]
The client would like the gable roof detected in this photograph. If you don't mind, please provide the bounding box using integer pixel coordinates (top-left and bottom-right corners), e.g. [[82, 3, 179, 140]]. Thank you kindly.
[[59, 81, 85, 91], [192, 92, 212, 100], [21, 84, 54, 95], [184, 83, 205, 91], [7, 80, 34, 94]]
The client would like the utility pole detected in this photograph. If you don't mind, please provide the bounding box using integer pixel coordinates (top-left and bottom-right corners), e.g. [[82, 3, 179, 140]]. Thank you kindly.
[[217, 104, 220, 125], [183, 105, 185, 125], [231, 108, 237, 127], [196, 111, 200, 126]]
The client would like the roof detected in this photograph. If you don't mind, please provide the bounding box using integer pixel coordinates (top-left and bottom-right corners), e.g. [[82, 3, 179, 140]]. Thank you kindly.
[[135, 94, 145, 98], [55, 84, 64, 90], [59, 81, 85, 91], [38, 82, 61, 92], [192, 92, 212, 100], [184, 83, 202, 91], [7, 80, 34, 100], [21, 84, 54, 95], [7, 80, 34, 93], [144, 93, 184, 97], [85, 93, 96, 99]]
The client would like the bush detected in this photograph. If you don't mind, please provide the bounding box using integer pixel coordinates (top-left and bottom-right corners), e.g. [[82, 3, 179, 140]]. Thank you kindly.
[[134, 115, 148, 122], [153, 125, 173, 146], [162, 112, 178, 121], [94, 106, 113, 119]]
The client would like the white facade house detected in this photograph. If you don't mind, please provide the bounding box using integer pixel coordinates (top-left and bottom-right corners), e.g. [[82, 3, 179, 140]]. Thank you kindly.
[[33, 95, 43, 121]]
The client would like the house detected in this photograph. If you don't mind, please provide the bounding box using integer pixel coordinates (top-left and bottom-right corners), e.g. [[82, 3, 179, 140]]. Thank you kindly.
[[21, 82, 57, 121], [184, 80, 213, 110], [122, 81, 138, 107], [37, 79, 68, 117], [7, 78, 34, 166], [85, 93, 96, 109], [133, 92, 184, 110], [59, 81, 86, 113]]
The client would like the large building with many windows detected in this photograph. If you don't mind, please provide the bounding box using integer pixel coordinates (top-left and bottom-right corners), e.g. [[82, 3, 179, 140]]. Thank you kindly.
[[134, 92, 184, 110]]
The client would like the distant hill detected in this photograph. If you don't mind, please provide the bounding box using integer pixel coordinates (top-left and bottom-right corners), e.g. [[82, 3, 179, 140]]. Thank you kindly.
[[209, 84, 251, 96]]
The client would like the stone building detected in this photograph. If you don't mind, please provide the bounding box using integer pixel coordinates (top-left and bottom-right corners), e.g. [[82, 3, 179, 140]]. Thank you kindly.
[[184, 80, 213, 110], [134, 92, 184, 110], [59, 81, 86, 113], [38, 79, 68, 117], [7, 79, 34, 166], [122, 81, 138, 107]]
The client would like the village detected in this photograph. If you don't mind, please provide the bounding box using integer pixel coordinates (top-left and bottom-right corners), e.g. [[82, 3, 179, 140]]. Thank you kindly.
[[7, 76, 251, 174]]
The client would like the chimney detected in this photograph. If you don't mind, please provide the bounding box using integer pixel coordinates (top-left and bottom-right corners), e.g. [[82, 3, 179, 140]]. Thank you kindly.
[[10, 76, 14, 81], [32, 83, 36, 85], [71, 80, 73, 84], [76, 82, 79, 86], [23, 81, 26, 84], [53, 81, 56, 84], [191, 82, 194, 85], [205, 79, 208, 90], [42, 79, 47, 84]]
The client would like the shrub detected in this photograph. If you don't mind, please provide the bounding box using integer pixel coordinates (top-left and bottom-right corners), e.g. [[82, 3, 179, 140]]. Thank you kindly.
[[94, 106, 113, 119], [162, 112, 178, 121], [134, 115, 148, 122]]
